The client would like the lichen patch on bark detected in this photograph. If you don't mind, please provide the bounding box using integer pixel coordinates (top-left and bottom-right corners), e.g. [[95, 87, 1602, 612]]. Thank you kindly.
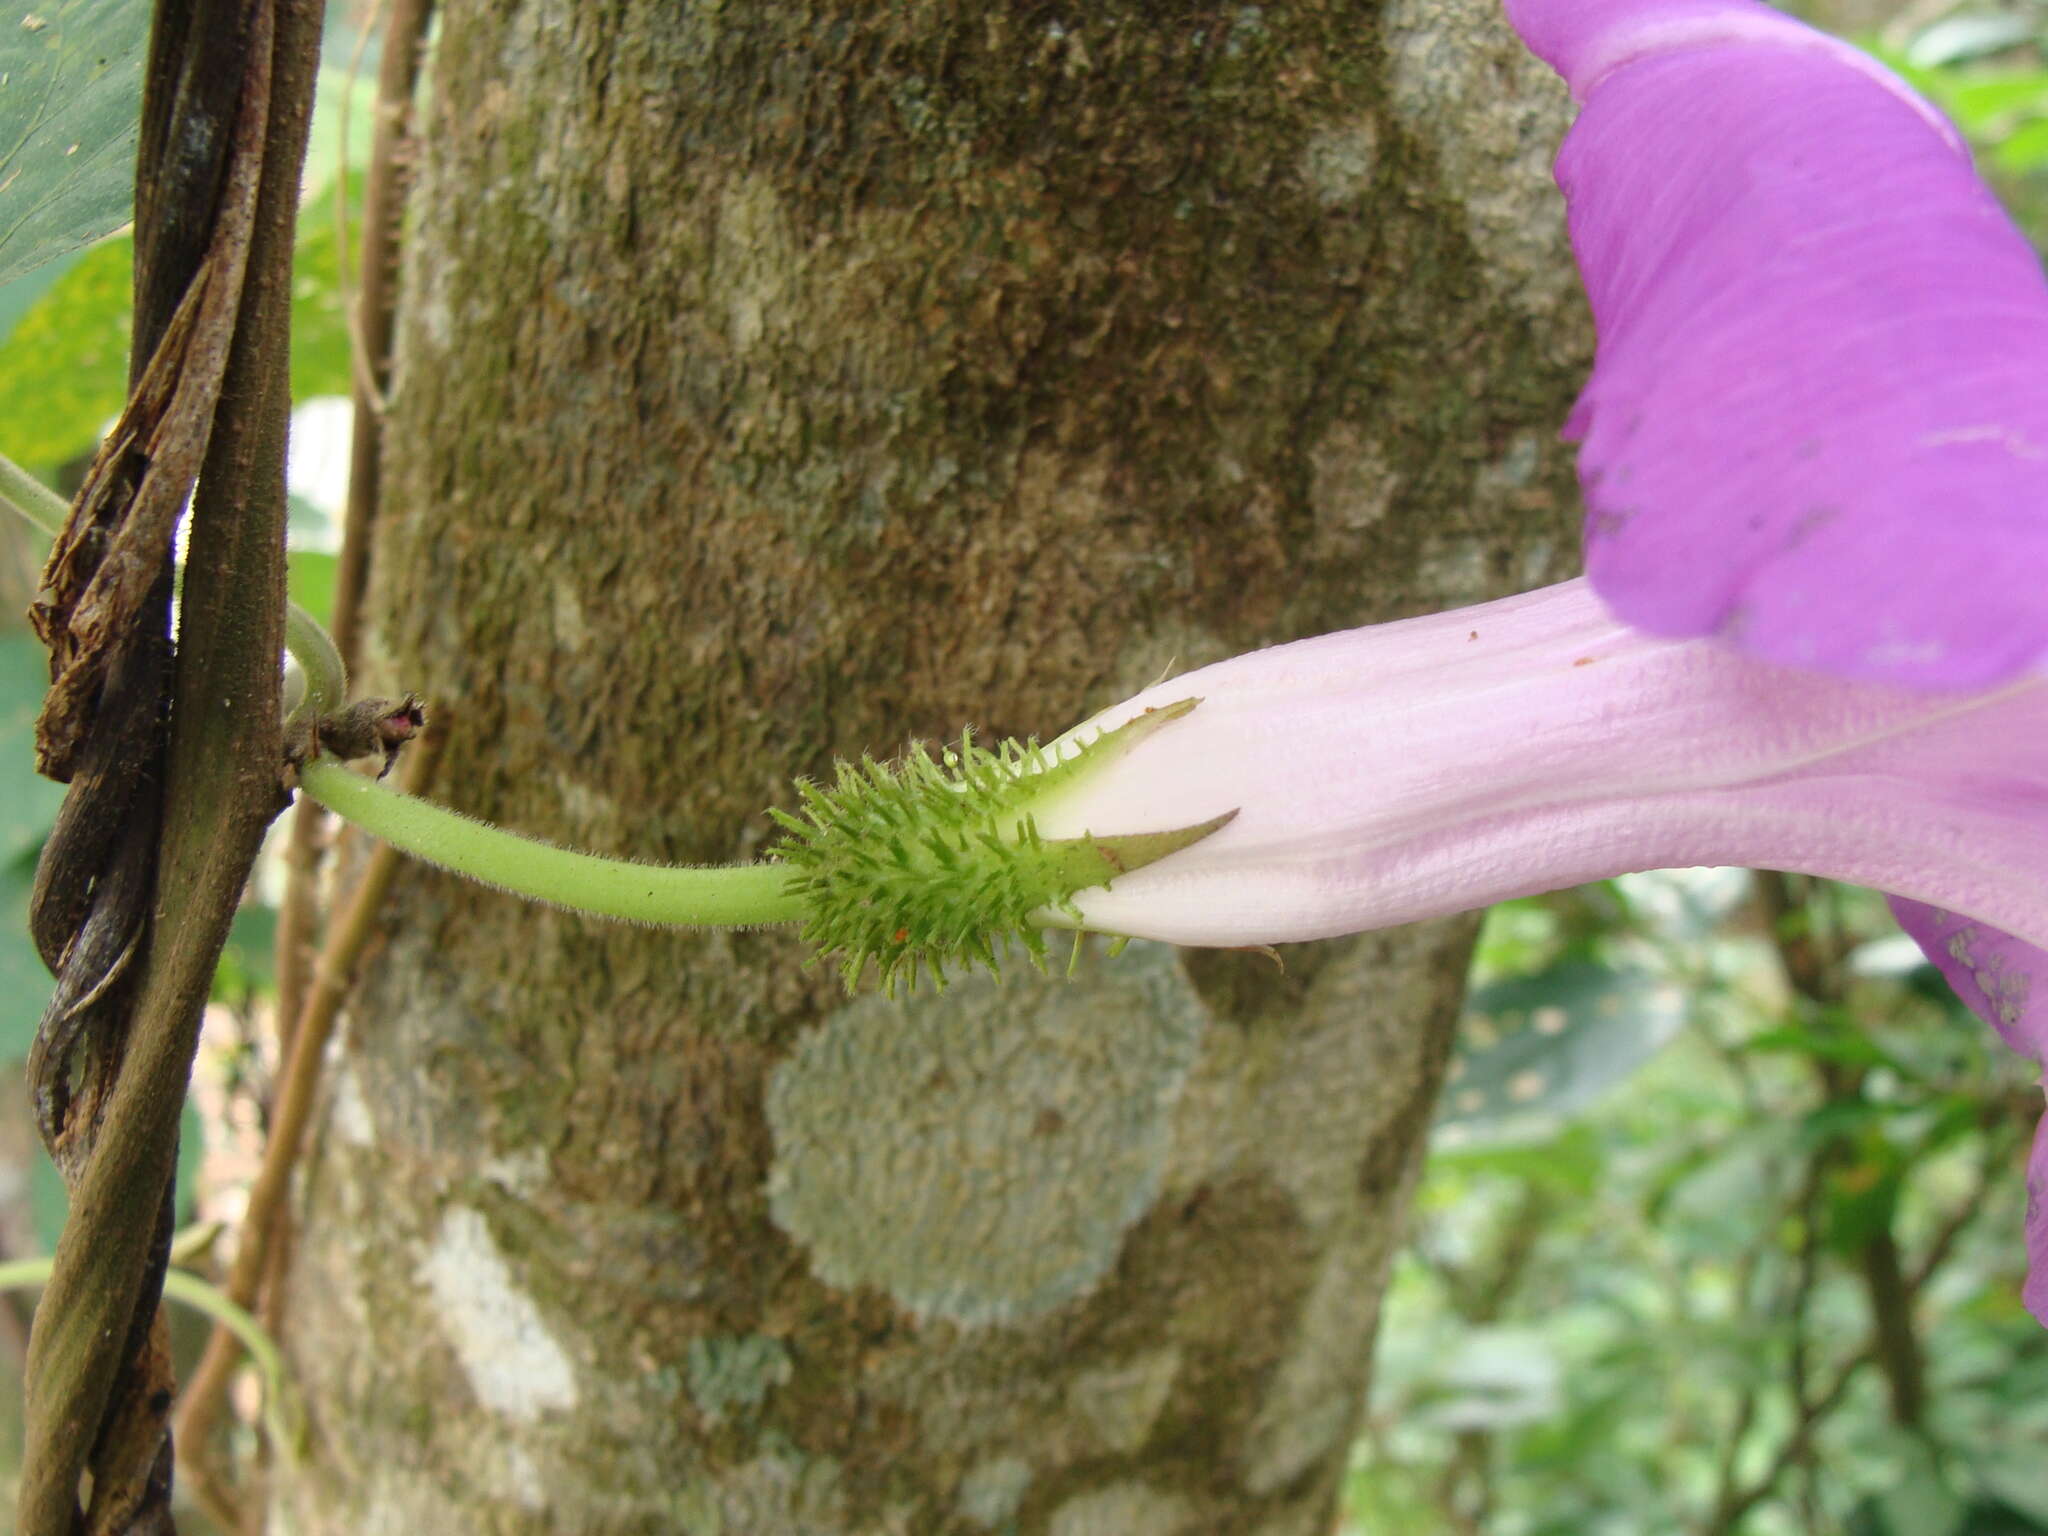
[[957, 1456, 1034, 1528], [687, 1333, 796, 1426], [327, 1062, 376, 1148], [416, 1205, 581, 1422], [764, 942, 1206, 1324], [1240, 1238, 1394, 1495], [1064, 1347, 1183, 1456], [1046, 1481, 1198, 1536], [1300, 116, 1383, 206], [1381, 0, 1579, 316]]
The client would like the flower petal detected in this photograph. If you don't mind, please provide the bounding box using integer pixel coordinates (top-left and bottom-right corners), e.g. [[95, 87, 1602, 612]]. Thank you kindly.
[[1886, 899, 2048, 1324], [1507, 0, 2048, 690], [1889, 899, 2048, 1061], [2031, 1114, 2048, 1325]]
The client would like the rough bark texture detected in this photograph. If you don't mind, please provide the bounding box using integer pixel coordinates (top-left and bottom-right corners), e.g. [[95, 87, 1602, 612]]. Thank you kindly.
[[273, 3, 1589, 1531]]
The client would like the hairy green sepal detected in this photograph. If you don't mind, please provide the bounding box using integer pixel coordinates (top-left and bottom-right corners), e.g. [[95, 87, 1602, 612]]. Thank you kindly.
[[771, 700, 1232, 992]]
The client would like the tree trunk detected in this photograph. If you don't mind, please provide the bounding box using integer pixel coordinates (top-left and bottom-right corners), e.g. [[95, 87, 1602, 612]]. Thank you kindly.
[[272, 2, 1588, 1530]]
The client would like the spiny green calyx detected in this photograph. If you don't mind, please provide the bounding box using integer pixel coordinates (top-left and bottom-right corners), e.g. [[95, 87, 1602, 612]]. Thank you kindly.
[[770, 700, 1233, 993]]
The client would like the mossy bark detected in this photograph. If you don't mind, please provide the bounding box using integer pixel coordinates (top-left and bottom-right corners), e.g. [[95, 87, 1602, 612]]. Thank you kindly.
[[272, 2, 1589, 1530]]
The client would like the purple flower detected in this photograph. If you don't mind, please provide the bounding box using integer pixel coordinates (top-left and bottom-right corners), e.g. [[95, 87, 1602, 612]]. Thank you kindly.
[[1524, 0, 2048, 1331], [1514, 0, 2048, 692], [1031, 0, 2048, 1323]]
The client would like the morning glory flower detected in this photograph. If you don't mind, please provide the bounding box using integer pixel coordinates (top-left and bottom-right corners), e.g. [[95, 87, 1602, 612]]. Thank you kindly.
[[1024, 0, 2048, 1322]]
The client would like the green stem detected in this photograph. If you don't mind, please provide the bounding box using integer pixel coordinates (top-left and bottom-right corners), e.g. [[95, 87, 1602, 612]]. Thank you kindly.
[[0, 1256, 301, 1459], [0, 449, 67, 536], [297, 756, 806, 926], [1, 448, 344, 719], [283, 597, 345, 719]]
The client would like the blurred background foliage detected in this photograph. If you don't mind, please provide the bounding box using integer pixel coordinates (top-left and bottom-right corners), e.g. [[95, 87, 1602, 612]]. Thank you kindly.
[[0, 2, 2043, 1532], [1346, 873, 2047, 1535]]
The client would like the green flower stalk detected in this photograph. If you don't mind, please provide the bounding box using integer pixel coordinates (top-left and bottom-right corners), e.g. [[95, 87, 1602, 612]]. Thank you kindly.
[[294, 758, 807, 928], [10, 445, 1231, 990], [298, 702, 1232, 992]]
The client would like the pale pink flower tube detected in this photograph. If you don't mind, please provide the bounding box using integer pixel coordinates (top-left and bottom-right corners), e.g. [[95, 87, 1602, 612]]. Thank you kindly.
[[1032, 579, 2048, 1319], [1036, 580, 2048, 963]]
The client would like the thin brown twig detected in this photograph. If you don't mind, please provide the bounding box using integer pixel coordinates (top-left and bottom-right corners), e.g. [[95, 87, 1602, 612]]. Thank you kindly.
[[1785, 1160, 1825, 1415], [335, 0, 393, 418], [1754, 871, 1834, 1003], [334, 0, 432, 672], [186, 1451, 244, 1534], [271, 809, 325, 1062], [273, 0, 433, 1048], [1700, 1227, 1780, 1522], [174, 721, 447, 1504]]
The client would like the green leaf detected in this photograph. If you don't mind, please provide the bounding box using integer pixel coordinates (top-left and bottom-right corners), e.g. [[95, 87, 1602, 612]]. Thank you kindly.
[[27, 1141, 65, 1253], [0, 0, 150, 286], [0, 631, 61, 866], [0, 181, 361, 470], [284, 183, 357, 404], [1746, 1020, 1917, 1078], [0, 848, 49, 1060], [0, 229, 128, 464], [1430, 1121, 1606, 1197], [0, 240, 82, 346], [1434, 960, 1686, 1143], [1905, 14, 2037, 70], [211, 900, 277, 1003], [1816, 1120, 1907, 1253], [1957, 1499, 2048, 1536], [1855, 1431, 1967, 1536], [1406, 1327, 1562, 1431], [287, 548, 338, 627], [1946, 73, 2048, 127], [1993, 117, 2048, 176], [297, 63, 378, 218], [1978, 1453, 2048, 1527]]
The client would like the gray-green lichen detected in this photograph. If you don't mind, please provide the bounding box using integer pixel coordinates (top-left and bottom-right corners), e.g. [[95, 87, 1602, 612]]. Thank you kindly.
[[957, 1456, 1033, 1529], [414, 1205, 579, 1424], [1381, 0, 1577, 316], [1048, 1481, 1199, 1536], [1241, 1240, 1388, 1495], [765, 942, 1206, 1324], [1066, 1348, 1182, 1455], [676, 1444, 847, 1536], [687, 1333, 795, 1425]]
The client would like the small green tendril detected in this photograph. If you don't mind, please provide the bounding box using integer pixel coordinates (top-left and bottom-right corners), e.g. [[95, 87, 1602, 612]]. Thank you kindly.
[[0, 1254, 303, 1458], [3, 448, 344, 723], [770, 703, 1232, 993]]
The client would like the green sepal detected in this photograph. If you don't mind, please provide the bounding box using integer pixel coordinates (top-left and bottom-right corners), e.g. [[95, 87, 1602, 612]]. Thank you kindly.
[[1037, 813, 1239, 895], [769, 701, 1226, 993]]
